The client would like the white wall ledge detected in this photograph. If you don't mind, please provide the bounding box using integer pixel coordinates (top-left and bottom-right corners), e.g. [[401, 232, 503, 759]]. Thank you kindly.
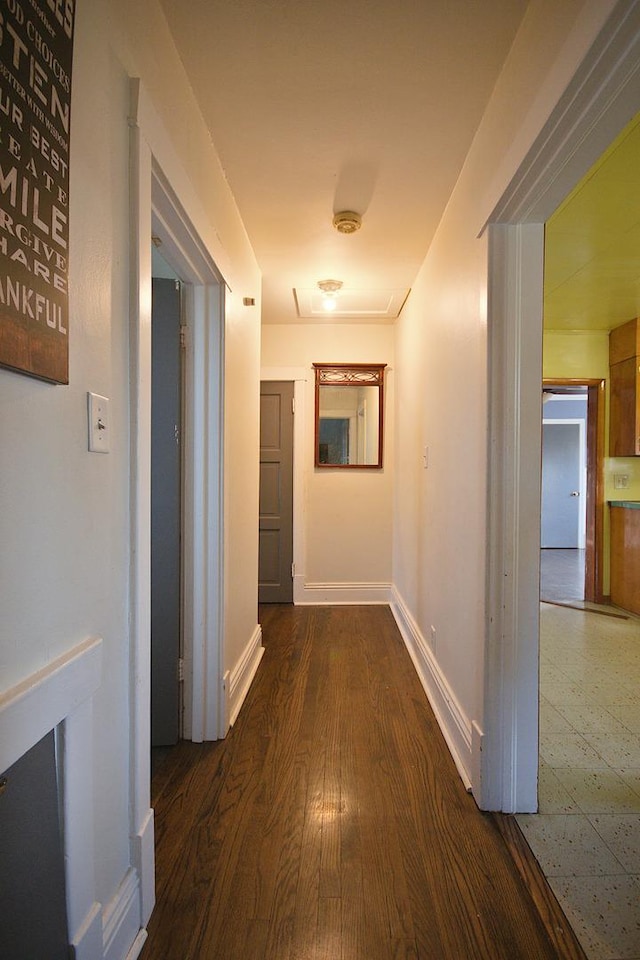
[[0, 636, 102, 774]]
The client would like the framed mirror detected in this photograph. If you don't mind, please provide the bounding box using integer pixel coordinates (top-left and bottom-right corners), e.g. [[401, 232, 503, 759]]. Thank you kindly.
[[313, 363, 386, 468]]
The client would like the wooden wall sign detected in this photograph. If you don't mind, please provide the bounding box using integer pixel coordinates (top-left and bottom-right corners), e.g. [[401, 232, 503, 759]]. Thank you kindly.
[[0, 0, 75, 384]]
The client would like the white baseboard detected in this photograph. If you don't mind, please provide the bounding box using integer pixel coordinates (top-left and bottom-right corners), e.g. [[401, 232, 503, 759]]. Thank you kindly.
[[292, 573, 306, 604], [221, 670, 231, 734], [103, 869, 142, 960], [228, 624, 264, 726], [103, 812, 153, 960], [133, 808, 155, 925], [295, 581, 392, 605], [471, 720, 484, 805], [390, 587, 473, 790]]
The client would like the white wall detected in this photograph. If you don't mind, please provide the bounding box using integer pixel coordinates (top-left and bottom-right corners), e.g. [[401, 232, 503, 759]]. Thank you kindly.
[[392, 0, 617, 788], [261, 323, 393, 600], [0, 0, 261, 953]]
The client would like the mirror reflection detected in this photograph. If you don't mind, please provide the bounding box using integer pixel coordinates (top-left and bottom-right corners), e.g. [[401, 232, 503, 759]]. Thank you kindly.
[[313, 363, 386, 468]]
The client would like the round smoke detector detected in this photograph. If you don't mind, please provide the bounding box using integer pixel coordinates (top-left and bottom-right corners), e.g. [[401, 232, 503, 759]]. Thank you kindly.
[[332, 210, 362, 234]]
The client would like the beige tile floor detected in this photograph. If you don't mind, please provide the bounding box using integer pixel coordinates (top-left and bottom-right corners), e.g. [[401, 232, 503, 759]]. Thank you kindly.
[[516, 593, 640, 960]]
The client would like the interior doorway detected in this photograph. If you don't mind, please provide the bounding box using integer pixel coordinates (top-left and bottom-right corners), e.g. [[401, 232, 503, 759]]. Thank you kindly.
[[541, 387, 587, 604], [130, 79, 227, 921], [483, 2, 640, 814], [541, 380, 606, 606], [259, 380, 294, 603]]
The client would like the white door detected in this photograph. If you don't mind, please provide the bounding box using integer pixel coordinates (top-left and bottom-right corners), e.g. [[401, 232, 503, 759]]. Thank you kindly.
[[541, 421, 584, 548]]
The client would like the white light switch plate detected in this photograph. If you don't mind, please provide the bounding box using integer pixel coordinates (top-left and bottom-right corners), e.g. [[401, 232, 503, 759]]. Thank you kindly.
[[88, 392, 110, 453]]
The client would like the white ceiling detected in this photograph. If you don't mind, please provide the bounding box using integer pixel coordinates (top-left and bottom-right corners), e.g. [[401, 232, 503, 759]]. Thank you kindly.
[[158, 0, 529, 324]]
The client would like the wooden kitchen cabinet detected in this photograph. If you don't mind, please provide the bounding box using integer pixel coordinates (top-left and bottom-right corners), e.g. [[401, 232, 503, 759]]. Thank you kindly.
[[610, 317, 640, 457], [610, 503, 640, 615]]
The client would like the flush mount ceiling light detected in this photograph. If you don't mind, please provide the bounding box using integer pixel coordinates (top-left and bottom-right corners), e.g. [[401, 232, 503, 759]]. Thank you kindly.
[[332, 211, 362, 234], [317, 278, 343, 312], [294, 285, 410, 318]]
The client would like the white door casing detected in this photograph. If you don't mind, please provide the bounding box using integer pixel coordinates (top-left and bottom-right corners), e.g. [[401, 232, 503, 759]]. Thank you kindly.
[[482, 2, 640, 812], [129, 78, 225, 924]]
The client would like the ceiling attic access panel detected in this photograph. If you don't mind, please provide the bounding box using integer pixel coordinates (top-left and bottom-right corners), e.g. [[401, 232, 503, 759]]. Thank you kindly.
[[313, 363, 386, 468]]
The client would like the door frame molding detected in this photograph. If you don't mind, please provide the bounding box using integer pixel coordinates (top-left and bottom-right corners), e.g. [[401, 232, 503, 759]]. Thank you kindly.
[[129, 78, 226, 922], [483, 2, 640, 812]]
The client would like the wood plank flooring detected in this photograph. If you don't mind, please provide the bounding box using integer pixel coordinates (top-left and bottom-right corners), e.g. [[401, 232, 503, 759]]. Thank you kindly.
[[143, 604, 586, 960]]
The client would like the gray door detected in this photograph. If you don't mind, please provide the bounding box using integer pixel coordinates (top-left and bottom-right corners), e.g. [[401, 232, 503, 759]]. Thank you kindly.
[[151, 278, 182, 745], [541, 422, 581, 547], [0, 732, 69, 958], [259, 381, 294, 603]]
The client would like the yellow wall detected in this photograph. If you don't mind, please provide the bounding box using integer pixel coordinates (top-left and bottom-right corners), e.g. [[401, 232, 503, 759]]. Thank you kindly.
[[544, 329, 640, 498], [543, 330, 608, 380]]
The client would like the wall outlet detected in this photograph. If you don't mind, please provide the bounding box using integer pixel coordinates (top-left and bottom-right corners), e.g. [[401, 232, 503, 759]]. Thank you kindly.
[[614, 473, 630, 490]]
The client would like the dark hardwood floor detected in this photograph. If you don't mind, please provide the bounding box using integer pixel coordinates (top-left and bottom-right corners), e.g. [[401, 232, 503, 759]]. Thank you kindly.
[[143, 604, 585, 960]]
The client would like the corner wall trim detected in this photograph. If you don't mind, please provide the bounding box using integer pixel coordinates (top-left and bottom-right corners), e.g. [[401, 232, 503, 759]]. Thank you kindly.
[[296, 581, 392, 605], [228, 625, 264, 727], [390, 587, 472, 790], [132, 807, 155, 926], [125, 930, 148, 960], [69, 901, 102, 960]]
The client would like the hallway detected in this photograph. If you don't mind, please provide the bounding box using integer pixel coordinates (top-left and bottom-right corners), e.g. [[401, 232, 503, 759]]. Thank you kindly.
[[143, 605, 584, 960]]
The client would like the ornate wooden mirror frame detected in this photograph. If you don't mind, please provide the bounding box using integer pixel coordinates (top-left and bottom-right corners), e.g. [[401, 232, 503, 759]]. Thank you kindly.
[[313, 362, 386, 468]]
